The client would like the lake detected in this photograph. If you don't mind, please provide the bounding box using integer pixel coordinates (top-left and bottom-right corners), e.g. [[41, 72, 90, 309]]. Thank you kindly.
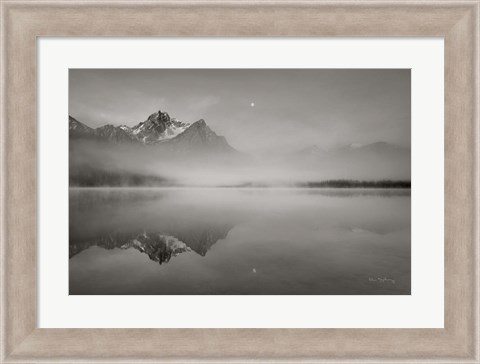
[[69, 188, 411, 295]]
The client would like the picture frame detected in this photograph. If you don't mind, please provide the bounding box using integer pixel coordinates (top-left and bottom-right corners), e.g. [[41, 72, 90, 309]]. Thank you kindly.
[[1, 0, 478, 362]]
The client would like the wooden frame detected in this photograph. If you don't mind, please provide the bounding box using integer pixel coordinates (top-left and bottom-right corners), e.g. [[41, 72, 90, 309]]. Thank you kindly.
[[1, 0, 478, 362]]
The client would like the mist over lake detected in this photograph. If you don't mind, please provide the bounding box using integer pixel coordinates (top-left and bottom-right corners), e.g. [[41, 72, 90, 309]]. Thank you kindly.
[[69, 188, 411, 295]]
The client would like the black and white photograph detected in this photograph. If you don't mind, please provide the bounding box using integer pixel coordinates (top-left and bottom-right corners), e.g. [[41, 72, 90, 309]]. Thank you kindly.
[[69, 69, 411, 295]]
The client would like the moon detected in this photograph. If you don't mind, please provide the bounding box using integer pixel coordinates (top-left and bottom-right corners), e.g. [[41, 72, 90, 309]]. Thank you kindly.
[[250, 102, 255, 107]]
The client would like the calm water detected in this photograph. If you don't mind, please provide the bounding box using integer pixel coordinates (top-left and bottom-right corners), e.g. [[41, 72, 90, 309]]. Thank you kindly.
[[69, 188, 411, 295]]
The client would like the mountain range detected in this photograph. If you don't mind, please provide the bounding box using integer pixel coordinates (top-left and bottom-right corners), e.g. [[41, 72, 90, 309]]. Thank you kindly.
[[69, 108, 411, 186], [70, 110, 409, 160], [290, 140, 411, 181], [69, 110, 237, 155], [295, 141, 409, 158]]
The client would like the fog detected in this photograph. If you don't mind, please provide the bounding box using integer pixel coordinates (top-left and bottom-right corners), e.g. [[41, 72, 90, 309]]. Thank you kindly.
[[70, 139, 410, 187]]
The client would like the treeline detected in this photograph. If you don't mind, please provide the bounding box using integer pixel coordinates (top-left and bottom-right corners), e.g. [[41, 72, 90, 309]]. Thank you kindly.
[[300, 179, 411, 188], [69, 167, 171, 187]]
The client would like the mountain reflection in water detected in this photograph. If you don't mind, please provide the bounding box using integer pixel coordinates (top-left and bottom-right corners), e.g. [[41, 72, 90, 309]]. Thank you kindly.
[[69, 228, 233, 265], [69, 188, 411, 295]]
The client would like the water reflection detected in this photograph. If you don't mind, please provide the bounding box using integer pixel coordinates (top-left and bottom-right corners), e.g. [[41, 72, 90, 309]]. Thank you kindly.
[[70, 227, 233, 264], [69, 188, 411, 295]]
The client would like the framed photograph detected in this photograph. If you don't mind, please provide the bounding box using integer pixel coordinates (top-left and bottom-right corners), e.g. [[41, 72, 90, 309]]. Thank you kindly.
[[1, 1, 478, 363], [68, 68, 413, 296]]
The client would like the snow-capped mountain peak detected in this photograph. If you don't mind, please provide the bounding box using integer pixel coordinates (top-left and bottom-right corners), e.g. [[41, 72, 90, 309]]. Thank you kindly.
[[130, 110, 191, 144], [68, 109, 239, 156]]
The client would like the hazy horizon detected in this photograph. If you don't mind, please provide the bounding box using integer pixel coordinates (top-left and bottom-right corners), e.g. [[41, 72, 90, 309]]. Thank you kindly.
[[69, 69, 411, 155]]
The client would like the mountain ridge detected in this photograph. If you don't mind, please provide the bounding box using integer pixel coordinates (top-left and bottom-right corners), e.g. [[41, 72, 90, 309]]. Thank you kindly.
[[297, 141, 410, 155], [69, 110, 411, 185], [69, 110, 238, 155]]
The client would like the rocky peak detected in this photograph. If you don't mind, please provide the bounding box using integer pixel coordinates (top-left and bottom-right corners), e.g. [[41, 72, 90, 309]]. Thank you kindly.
[[69, 116, 96, 140], [192, 119, 206, 128], [172, 119, 217, 142], [132, 110, 191, 144], [147, 110, 171, 125], [166, 118, 238, 156], [94, 124, 136, 143], [69, 116, 93, 133], [97, 124, 115, 131]]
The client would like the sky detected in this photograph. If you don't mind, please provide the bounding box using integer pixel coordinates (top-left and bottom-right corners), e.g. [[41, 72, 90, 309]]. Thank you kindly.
[[69, 69, 411, 154]]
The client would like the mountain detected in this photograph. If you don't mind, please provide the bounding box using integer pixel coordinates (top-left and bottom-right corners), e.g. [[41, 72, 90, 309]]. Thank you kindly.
[[69, 110, 241, 186], [292, 141, 411, 180], [334, 141, 408, 154], [69, 116, 94, 138], [68, 110, 237, 155], [165, 119, 238, 155], [69, 116, 135, 143], [295, 145, 326, 158], [94, 124, 137, 144], [295, 141, 410, 159], [128, 110, 191, 144]]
